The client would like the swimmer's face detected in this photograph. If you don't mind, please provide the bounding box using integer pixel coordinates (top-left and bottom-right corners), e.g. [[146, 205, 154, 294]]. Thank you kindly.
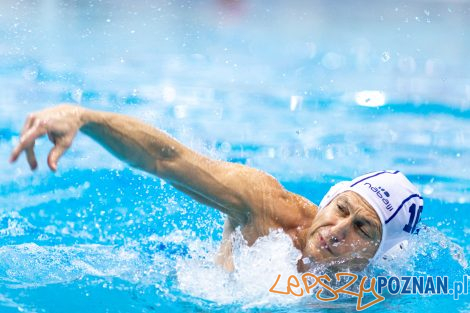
[[301, 191, 382, 271]]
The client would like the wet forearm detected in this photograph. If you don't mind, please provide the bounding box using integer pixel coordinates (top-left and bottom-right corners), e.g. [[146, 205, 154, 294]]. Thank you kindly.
[[80, 109, 184, 175]]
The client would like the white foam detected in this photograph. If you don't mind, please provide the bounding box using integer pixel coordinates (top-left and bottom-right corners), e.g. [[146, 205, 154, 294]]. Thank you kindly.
[[176, 229, 304, 308]]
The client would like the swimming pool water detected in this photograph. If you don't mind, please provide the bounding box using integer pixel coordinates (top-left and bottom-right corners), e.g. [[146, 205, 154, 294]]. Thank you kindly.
[[1, 1, 469, 312]]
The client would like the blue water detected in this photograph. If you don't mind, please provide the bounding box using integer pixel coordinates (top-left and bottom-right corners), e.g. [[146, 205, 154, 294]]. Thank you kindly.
[[1, 0, 470, 312]]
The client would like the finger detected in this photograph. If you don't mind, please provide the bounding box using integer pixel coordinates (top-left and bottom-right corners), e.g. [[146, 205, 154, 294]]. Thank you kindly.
[[21, 120, 47, 147], [21, 115, 35, 135], [47, 144, 68, 172], [25, 144, 38, 170], [10, 116, 35, 163], [10, 120, 46, 163], [47, 131, 56, 144], [10, 138, 28, 163]]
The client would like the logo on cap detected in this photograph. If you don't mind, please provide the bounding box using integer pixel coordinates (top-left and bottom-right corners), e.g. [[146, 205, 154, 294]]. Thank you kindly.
[[364, 182, 393, 211]]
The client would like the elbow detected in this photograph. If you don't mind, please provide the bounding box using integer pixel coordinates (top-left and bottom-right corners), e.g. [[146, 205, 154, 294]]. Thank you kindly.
[[153, 149, 181, 179], [154, 157, 173, 179]]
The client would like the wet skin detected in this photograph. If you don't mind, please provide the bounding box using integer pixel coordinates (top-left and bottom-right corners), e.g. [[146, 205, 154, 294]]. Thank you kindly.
[[296, 191, 383, 272], [10, 105, 383, 273]]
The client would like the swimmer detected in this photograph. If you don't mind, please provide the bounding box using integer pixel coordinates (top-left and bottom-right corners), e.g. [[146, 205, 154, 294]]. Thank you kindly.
[[9, 104, 423, 272]]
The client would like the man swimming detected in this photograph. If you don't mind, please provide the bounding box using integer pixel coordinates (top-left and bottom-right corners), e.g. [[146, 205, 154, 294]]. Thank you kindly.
[[9, 104, 424, 272]]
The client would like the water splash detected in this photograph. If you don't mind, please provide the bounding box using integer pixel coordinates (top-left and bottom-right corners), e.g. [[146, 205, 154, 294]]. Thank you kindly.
[[0, 243, 153, 287], [374, 225, 468, 278], [176, 229, 303, 308], [175, 225, 469, 309]]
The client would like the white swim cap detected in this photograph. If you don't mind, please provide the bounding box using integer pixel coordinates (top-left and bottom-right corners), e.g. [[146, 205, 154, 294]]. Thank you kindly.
[[318, 170, 423, 262]]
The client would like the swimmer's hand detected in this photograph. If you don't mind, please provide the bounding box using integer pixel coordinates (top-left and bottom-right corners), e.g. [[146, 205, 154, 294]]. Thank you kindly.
[[9, 104, 84, 171]]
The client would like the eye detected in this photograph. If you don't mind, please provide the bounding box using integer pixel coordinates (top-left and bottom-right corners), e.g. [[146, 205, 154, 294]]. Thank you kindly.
[[337, 204, 349, 215], [356, 222, 371, 238]]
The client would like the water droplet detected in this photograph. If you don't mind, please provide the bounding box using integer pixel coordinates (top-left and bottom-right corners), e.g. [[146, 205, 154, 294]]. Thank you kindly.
[[355, 90, 386, 107], [423, 185, 434, 195], [325, 147, 335, 160], [290, 96, 303, 111], [381, 51, 391, 62], [72, 88, 83, 103], [267, 148, 276, 158]]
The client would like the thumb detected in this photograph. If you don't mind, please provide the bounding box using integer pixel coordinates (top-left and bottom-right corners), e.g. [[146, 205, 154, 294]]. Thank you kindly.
[[47, 144, 67, 172]]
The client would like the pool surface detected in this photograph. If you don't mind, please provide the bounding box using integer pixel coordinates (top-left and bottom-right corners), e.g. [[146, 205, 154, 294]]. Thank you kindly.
[[0, 1, 469, 312]]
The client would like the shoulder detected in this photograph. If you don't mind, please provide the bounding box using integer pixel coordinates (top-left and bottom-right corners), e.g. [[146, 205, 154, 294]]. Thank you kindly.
[[283, 192, 318, 227], [245, 175, 318, 228]]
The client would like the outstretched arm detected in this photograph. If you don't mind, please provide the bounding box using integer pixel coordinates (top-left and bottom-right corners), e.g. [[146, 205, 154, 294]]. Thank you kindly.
[[10, 104, 309, 224]]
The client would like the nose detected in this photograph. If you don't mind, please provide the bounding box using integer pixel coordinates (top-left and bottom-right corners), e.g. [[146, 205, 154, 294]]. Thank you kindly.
[[328, 217, 352, 243]]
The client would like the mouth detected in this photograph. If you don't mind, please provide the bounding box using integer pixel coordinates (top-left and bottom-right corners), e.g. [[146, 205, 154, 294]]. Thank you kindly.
[[318, 233, 335, 256]]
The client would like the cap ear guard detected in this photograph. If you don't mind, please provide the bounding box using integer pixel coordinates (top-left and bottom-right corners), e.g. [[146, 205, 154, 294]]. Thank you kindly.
[[318, 170, 423, 262]]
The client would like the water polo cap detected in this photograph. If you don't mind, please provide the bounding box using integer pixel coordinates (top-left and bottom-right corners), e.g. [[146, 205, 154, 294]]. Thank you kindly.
[[318, 170, 423, 261]]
